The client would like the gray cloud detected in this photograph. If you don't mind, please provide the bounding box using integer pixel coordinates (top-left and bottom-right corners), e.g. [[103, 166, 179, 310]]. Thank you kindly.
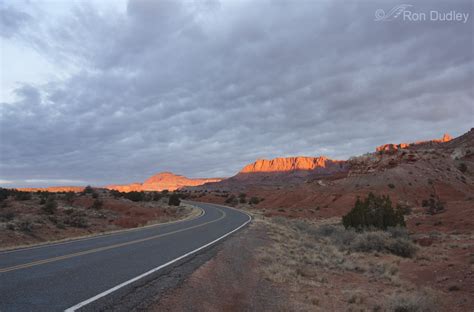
[[0, 4, 31, 38], [0, 0, 473, 187]]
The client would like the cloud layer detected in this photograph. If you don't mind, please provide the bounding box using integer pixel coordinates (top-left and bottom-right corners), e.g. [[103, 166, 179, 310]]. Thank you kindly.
[[1, 0, 473, 187]]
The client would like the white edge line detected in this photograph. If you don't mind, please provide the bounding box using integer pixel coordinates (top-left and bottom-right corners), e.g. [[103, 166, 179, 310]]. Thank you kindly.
[[0, 205, 205, 255], [64, 205, 252, 312]]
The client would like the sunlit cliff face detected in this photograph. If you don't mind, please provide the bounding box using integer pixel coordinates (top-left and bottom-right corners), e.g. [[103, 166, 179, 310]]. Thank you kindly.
[[239, 157, 345, 173], [376, 133, 453, 152], [106, 172, 222, 192]]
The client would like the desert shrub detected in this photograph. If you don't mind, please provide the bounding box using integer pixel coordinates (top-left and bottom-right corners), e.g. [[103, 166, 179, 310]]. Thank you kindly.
[[0, 188, 10, 201], [225, 194, 237, 205], [161, 190, 169, 195], [272, 216, 288, 225], [387, 226, 410, 239], [0, 211, 15, 222], [48, 215, 58, 224], [342, 193, 406, 231], [142, 192, 153, 201], [314, 224, 342, 237], [396, 203, 412, 215], [17, 219, 33, 232], [14, 191, 32, 201], [292, 220, 313, 233], [91, 199, 103, 210], [238, 193, 247, 203], [458, 163, 467, 173], [83, 185, 94, 194], [425, 198, 444, 215], [124, 191, 145, 202], [110, 190, 122, 199], [64, 191, 76, 204], [387, 238, 417, 258], [92, 192, 99, 199], [334, 229, 358, 247], [168, 193, 181, 206], [64, 211, 88, 228], [42, 198, 58, 215], [151, 192, 162, 201], [64, 208, 74, 215], [296, 221, 416, 258], [388, 183, 395, 189], [249, 197, 260, 205], [351, 231, 389, 253], [386, 290, 438, 312]]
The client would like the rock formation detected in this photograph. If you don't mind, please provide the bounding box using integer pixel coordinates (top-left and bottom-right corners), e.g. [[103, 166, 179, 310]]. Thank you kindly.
[[376, 133, 453, 152], [106, 172, 222, 192], [240, 156, 344, 173]]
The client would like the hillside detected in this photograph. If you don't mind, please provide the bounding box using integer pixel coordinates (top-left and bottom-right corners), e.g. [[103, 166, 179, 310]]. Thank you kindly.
[[194, 156, 347, 190], [192, 129, 474, 222]]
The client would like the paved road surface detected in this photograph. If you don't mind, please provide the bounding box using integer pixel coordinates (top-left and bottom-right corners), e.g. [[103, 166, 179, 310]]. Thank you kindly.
[[0, 201, 251, 311]]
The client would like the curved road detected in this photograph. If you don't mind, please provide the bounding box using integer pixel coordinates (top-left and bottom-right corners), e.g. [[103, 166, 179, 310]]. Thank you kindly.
[[0, 201, 251, 311]]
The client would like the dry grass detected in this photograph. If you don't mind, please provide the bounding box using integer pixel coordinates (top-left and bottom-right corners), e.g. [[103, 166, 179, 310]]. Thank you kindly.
[[386, 289, 439, 312], [253, 213, 439, 311]]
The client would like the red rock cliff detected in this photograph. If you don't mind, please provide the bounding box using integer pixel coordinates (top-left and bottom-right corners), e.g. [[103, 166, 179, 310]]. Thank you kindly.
[[240, 156, 343, 173], [376, 133, 453, 152]]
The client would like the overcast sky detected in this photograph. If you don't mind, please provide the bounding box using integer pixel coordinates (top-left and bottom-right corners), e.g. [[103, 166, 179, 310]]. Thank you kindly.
[[0, 0, 473, 187]]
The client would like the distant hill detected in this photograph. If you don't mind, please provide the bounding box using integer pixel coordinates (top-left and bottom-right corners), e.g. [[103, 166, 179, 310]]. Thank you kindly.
[[106, 172, 223, 192]]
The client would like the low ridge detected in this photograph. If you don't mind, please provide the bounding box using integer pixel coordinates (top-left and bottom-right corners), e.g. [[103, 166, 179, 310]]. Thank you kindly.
[[376, 133, 453, 152]]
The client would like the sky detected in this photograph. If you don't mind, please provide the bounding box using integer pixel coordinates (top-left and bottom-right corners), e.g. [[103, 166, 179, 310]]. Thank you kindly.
[[0, 0, 473, 187]]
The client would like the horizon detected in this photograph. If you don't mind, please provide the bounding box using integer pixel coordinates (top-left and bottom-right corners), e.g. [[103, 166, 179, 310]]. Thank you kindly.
[[3, 129, 469, 188], [1, 0, 473, 188]]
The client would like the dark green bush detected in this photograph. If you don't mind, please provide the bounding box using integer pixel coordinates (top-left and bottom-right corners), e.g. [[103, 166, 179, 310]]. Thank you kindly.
[[425, 198, 445, 215], [168, 193, 181, 206], [83, 185, 94, 194], [0, 188, 10, 201], [152, 192, 162, 201], [124, 191, 145, 202], [342, 193, 406, 231], [249, 197, 260, 205], [458, 163, 467, 173], [225, 194, 238, 205], [14, 191, 32, 201]]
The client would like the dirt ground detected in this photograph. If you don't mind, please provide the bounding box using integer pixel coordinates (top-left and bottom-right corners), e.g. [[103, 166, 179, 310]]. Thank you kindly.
[[149, 208, 473, 312], [150, 223, 289, 312]]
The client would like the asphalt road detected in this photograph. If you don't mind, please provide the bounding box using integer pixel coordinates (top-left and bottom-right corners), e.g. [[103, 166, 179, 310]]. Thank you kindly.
[[0, 201, 251, 312]]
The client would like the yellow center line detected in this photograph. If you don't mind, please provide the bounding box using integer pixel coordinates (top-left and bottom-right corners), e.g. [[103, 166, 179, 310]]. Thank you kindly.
[[0, 208, 226, 274]]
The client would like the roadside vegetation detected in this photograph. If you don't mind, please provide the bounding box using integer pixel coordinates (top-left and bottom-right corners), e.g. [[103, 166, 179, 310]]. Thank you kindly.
[[252, 194, 441, 311], [0, 188, 195, 249]]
